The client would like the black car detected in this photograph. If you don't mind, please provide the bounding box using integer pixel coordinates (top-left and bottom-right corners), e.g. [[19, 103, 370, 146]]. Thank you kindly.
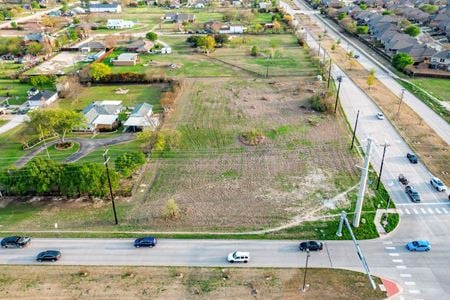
[[134, 237, 157, 248], [1, 236, 31, 248], [36, 250, 61, 262], [405, 186, 421, 202], [299, 241, 323, 251], [407, 153, 418, 164]]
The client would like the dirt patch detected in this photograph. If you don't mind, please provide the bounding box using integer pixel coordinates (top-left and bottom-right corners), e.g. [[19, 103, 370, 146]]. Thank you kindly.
[[0, 266, 386, 299]]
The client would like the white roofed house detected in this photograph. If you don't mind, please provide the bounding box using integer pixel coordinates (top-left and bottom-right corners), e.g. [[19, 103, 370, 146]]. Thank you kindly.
[[88, 3, 122, 13], [112, 53, 139, 66], [106, 19, 135, 29], [219, 24, 246, 34], [82, 100, 124, 132], [123, 103, 160, 132]]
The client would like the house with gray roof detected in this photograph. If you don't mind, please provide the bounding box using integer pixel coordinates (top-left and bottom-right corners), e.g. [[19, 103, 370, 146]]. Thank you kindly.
[[88, 3, 121, 13], [384, 34, 417, 53], [25, 90, 58, 109], [397, 44, 436, 63], [429, 50, 450, 71], [123, 103, 159, 131], [163, 13, 195, 23], [82, 100, 123, 131]]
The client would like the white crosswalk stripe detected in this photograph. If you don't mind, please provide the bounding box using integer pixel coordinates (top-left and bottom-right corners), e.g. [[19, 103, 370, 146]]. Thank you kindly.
[[405, 208, 411, 214], [413, 208, 419, 214], [443, 208, 449, 214], [435, 208, 442, 214], [397, 206, 450, 215], [420, 208, 427, 214], [398, 208, 403, 215], [427, 208, 434, 214]]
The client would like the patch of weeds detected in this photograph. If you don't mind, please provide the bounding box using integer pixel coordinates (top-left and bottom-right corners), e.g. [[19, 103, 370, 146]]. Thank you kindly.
[[287, 138, 313, 148], [184, 269, 224, 294], [274, 175, 296, 192], [25, 280, 38, 289], [381, 213, 399, 233], [121, 271, 136, 279], [262, 270, 279, 287], [0, 274, 12, 284], [168, 267, 178, 278], [221, 169, 240, 179], [266, 125, 295, 140]]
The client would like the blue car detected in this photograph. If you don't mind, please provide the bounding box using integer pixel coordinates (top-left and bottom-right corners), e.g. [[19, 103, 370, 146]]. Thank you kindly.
[[134, 237, 157, 248], [406, 240, 431, 252]]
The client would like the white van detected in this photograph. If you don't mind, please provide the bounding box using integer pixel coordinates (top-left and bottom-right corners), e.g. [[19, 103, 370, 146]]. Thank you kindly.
[[227, 251, 250, 263]]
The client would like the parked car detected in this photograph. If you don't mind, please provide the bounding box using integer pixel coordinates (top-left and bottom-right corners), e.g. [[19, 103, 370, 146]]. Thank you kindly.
[[299, 241, 323, 251], [405, 185, 421, 202], [398, 174, 408, 185], [354, 54, 360, 59], [1, 236, 31, 248], [134, 237, 157, 248], [406, 240, 431, 252], [430, 177, 447, 192], [227, 251, 250, 263], [36, 250, 61, 262], [376, 112, 384, 120], [407, 153, 418, 164]]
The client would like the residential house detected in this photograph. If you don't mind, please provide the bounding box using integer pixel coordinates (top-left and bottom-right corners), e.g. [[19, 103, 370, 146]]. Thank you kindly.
[[204, 20, 223, 33], [23, 33, 54, 45], [258, 2, 270, 10], [169, 0, 181, 9], [219, 24, 246, 34], [112, 53, 139, 66], [25, 90, 58, 109], [106, 19, 134, 29], [397, 44, 436, 63], [77, 41, 106, 52], [126, 40, 154, 53], [88, 3, 122, 13], [123, 103, 160, 131], [384, 33, 417, 53], [398, 7, 430, 25], [163, 13, 195, 23], [82, 100, 123, 131], [429, 50, 450, 71], [194, 1, 205, 8]]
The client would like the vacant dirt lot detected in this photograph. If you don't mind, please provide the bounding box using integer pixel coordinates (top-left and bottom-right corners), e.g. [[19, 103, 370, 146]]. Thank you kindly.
[[131, 77, 359, 231], [31, 51, 85, 75], [0, 266, 386, 299]]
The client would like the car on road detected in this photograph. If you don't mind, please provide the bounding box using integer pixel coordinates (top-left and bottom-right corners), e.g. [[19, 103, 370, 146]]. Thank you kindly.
[[134, 237, 157, 248], [227, 251, 250, 263], [430, 177, 447, 192], [406, 240, 431, 252], [405, 185, 421, 202], [353, 54, 360, 59], [398, 174, 408, 185], [407, 153, 418, 164], [1, 236, 31, 248], [376, 112, 384, 120], [299, 241, 323, 251], [36, 250, 61, 262]]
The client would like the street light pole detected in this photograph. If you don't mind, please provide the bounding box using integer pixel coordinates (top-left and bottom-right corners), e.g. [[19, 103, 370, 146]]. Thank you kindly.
[[334, 76, 343, 114], [376, 142, 388, 190], [396, 89, 405, 119], [103, 149, 118, 225], [327, 59, 332, 89], [301, 249, 311, 292], [350, 110, 360, 150]]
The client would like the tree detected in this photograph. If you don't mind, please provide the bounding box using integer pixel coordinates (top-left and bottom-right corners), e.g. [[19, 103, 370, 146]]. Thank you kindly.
[[201, 35, 216, 54], [356, 25, 369, 34], [115, 152, 146, 177], [359, 3, 367, 10], [54, 110, 84, 143], [382, 10, 392, 15], [61, 1, 69, 12], [338, 12, 346, 20], [10, 21, 17, 28], [405, 25, 420, 37], [146, 31, 158, 41], [27, 42, 43, 55], [162, 198, 180, 219], [367, 69, 375, 90], [392, 52, 414, 71], [400, 18, 411, 29], [214, 33, 229, 46], [331, 43, 336, 51], [272, 20, 281, 32], [41, 16, 56, 28], [68, 28, 78, 40], [31, 1, 40, 8], [89, 63, 112, 81], [30, 75, 55, 86], [56, 76, 82, 99], [250, 45, 259, 56], [28, 109, 58, 138], [103, 35, 117, 48], [254, 23, 263, 33]]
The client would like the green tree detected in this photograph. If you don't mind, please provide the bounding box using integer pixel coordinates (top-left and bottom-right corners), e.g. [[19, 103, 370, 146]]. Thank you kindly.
[[28, 109, 58, 137], [68, 28, 79, 40], [61, 1, 69, 12], [31, 1, 40, 8], [338, 12, 346, 20], [27, 42, 43, 55], [54, 110, 84, 143], [419, 4, 438, 14], [200, 35, 216, 54], [359, 3, 367, 10], [392, 53, 414, 71], [382, 10, 392, 15], [26, 158, 62, 194], [405, 25, 420, 37], [30, 75, 55, 87], [214, 33, 229, 45], [89, 63, 112, 81], [356, 25, 369, 34], [367, 69, 375, 90], [146, 31, 158, 41], [114, 152, 146, 177], [254, 23, 263, 33], [250, 45, 259, 56]]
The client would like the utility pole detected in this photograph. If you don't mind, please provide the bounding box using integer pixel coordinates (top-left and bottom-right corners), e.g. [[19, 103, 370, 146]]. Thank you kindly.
[[103, 149, 118, 225], [301, 249, 311, 292], [376, 142, 388, 190], [351, 110, 360, 150], [337, 211, 377, 290], [334, 76, 343, 114], [265, 57, 269, 78], [327, 59, 332, 89], [396, 89, 405, 119], [353, 137, 373, 228], [39, 125, 50, 159], [318, 42, 321, 57]]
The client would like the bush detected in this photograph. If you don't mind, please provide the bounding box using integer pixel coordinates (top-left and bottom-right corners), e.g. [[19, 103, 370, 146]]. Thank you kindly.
[[114, 152, 146, 178], [30, 75, 55, 87], [240, 129, 265, 146], [163, 198, 181, 220], [146, 31, 158, 41], [310, 94, 327, 112], [250, 45, 259, 56], [405, 25, 420, 37], [392, 53, 414, 71]]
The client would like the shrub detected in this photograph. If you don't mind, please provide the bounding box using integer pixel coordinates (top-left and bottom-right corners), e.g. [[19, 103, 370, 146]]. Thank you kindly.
[[146, 31, 158, 41], [240, 129, 265, 146], [250, 45, 259, 56], [392, 53, 414, 71], [163, 198, 181, 220]]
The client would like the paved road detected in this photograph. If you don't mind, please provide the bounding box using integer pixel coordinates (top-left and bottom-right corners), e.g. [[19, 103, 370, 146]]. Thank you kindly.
[[0, 115, 28, 135], [0, 6, 62, 29], [15, 134, 135, 167], [295, 0, 450, 145]]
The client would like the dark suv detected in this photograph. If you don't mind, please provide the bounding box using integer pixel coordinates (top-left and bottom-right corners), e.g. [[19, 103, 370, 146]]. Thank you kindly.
[[407, 153, 418, 164], [134, 237, 157, 248], [405, 186, 421, 202], [1, 236, 31, 248], [299, 241, 323, 251]]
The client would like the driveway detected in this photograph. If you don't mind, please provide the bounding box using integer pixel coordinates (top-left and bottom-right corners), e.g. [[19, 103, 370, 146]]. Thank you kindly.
[[15, 133, 135, 167], [0, 115, 28, 135]]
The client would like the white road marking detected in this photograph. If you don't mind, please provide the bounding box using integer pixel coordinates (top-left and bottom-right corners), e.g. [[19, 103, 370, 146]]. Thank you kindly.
[[435, 208, 442, 214], [427, 208, 434, 214], [405, 208, 411, 214], [420, 208, 427, 214], [400, 274, 412, 278], [409, 290, 421, 294], [443, 208, 449, 213], [398, 208, 403, 215], [389, 253, 400, 257], [385, 246, 396, 250], [405, 281, 416, 286], [383, 241, 393, 245], [396, 265, 407, 270], [413, 208, 419, 214], [392, 259, 403, 263]]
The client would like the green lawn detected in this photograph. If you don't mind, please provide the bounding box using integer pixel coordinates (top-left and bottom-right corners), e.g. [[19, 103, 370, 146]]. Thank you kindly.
[[57, 84, 165, 112], [76, 139, 142, 166], [0, 79, 34, 105], [0, 61, 22, 78], [409, 78, 450, 102], [0, 124, 27, 170], [34, 142, 81, 162]]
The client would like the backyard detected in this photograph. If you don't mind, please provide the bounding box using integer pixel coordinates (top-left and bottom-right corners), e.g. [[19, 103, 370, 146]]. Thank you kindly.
[[409, 78, 450, 102]]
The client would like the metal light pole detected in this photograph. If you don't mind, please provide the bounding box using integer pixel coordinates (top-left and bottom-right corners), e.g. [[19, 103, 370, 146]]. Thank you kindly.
[[376, 142, 388, 190], [301, 249, 311, 292], [353, 137, 373, 228], [334, 76, 343, 114], [103, 149, 118, 225], [351, 110, 360, 150], [327, 59, 332, 89], [396, 89, 405, 119], [266, 57, 269, 78]]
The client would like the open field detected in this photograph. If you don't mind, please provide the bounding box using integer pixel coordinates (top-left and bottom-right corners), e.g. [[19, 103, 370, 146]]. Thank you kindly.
[[409, 78, 450, 102], [0, 266, 386, 299], [0, 61, 22, 78], [0, 79, 34, 105]]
